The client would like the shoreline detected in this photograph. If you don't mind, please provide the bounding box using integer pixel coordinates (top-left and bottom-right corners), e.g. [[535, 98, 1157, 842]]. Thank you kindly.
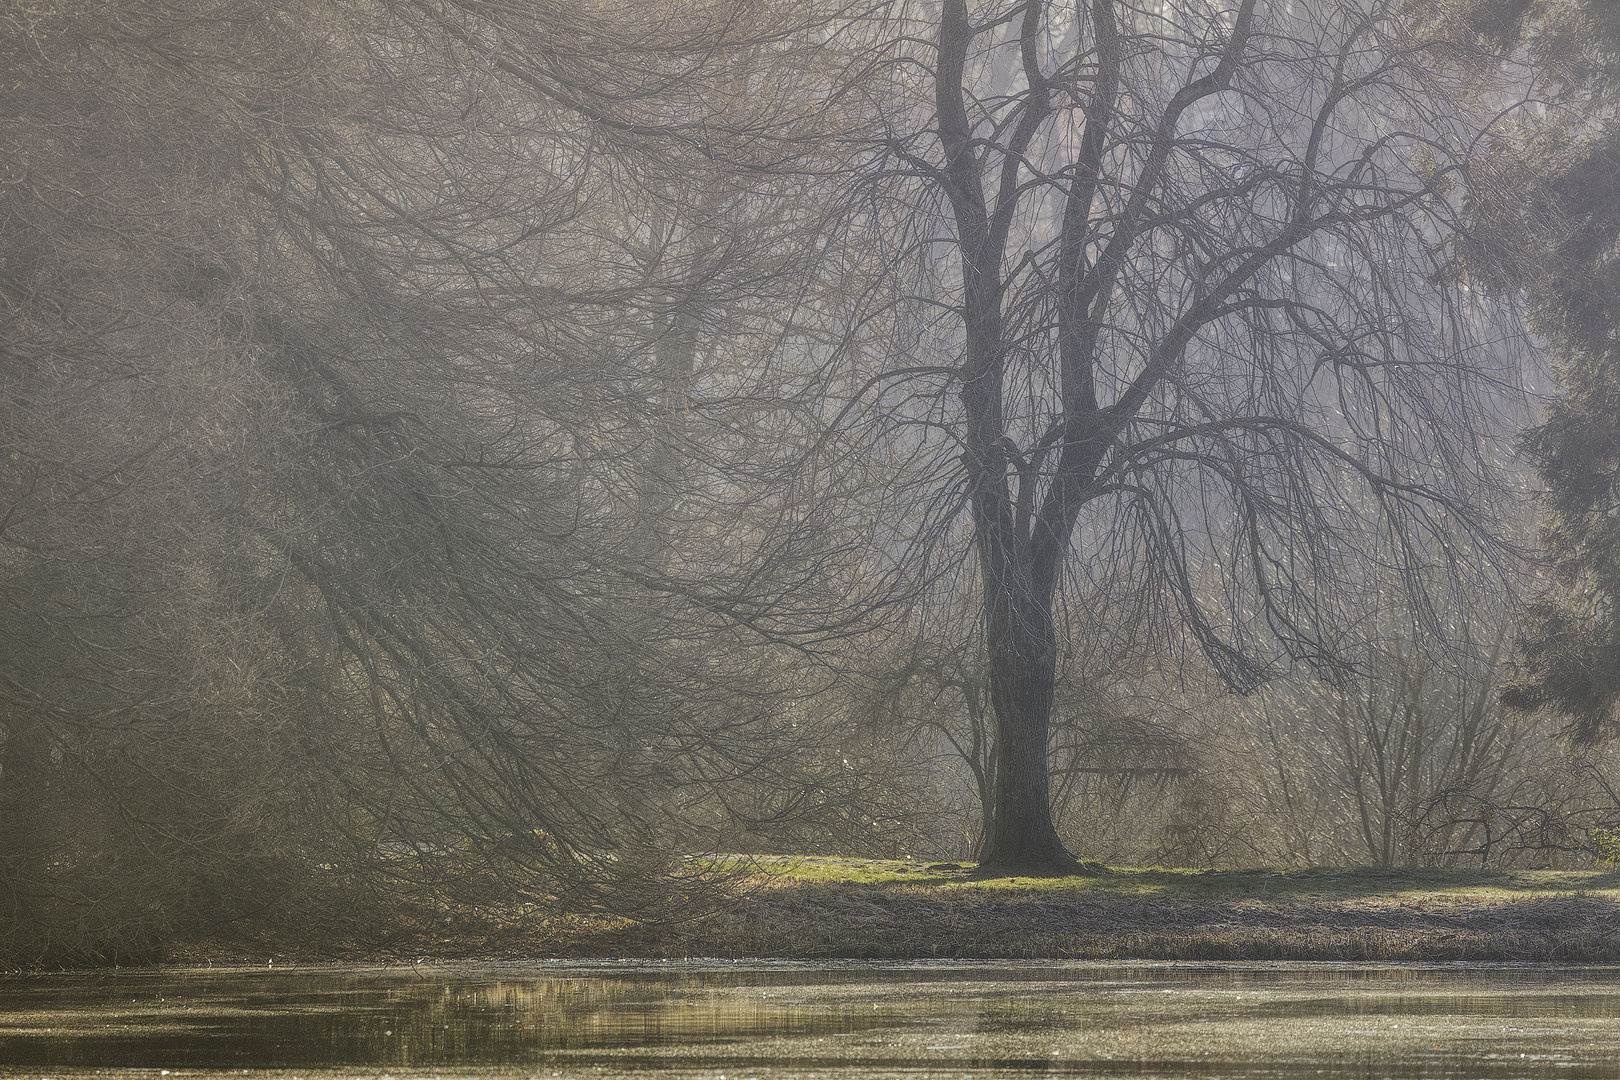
[[533, 888, 1620, 965], [158, 863, 1620, 969]]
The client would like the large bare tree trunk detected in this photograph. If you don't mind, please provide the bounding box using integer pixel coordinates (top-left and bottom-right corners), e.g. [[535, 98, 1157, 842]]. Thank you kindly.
[[938, 0, 1096, 873], [977, 565, 1075, 868]]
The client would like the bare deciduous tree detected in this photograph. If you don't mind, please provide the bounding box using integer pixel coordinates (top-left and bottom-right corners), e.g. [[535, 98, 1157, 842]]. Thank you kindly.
[[0, 0, 886, 961], [851, 0, 1529, 870]]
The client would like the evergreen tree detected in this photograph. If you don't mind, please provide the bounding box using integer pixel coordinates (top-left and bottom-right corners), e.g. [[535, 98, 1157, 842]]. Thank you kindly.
[[1475, 2, 1620, 742]]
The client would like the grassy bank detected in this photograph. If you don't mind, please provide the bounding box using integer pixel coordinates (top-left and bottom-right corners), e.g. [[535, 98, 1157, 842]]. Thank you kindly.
[[167, 857, 1620, 967]]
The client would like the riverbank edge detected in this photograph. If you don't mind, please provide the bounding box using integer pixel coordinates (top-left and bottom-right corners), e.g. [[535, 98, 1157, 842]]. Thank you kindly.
[[166, 865, 1620, 968]]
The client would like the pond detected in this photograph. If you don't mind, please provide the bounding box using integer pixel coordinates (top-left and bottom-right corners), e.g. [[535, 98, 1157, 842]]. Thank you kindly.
[[0, 961, 1616, 1078]]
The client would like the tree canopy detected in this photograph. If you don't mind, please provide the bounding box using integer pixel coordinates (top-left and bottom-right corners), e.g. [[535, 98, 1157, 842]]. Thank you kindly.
[[1471, 1, 1620, 743], [0, 0, 894, 962]]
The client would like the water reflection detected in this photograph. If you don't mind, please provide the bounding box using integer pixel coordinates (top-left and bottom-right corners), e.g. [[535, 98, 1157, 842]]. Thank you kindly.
[[0, 961, 1617, 1078]]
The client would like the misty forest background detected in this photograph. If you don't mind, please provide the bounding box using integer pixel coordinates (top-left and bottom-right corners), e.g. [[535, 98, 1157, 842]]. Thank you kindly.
[[9, 0, 1620, 965]]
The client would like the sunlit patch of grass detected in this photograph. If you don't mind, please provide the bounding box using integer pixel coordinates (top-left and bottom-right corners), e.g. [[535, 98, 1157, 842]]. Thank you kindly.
[[708, 855, 1620, 904]]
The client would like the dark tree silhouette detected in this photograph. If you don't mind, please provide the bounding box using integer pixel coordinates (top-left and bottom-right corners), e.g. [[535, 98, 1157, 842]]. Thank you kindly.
[[860, 0, 1528, 870]]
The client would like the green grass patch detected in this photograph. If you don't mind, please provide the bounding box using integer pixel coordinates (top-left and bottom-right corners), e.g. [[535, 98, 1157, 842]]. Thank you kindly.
[[726, 854, 1620, 903]]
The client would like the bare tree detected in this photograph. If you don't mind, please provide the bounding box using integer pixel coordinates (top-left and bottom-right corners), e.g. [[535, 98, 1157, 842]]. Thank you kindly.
[[847, 0, 1530, 870], [1246, 614, 1527, 866], [0, 0, 888, 960]]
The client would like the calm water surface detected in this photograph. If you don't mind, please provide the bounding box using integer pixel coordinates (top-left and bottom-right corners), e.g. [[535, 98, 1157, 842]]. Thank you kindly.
[[0, 961, 1616, 1079]]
